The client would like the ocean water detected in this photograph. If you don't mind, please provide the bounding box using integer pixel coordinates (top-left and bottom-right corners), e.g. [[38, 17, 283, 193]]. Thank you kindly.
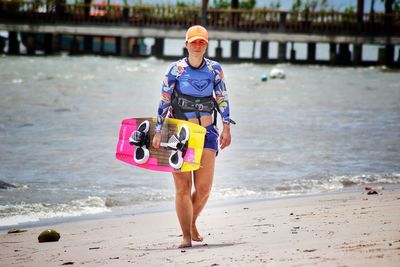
[[0, 55, 399, 229]]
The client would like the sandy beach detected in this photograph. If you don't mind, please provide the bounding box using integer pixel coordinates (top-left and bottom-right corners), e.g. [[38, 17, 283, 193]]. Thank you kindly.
[[1, 188, 399, 267]]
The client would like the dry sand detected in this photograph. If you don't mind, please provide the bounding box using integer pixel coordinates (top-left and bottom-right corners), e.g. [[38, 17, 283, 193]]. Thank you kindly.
[[1, 188, 399, 266]]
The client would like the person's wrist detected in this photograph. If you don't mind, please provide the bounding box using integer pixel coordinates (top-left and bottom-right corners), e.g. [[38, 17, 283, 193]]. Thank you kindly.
[[223, 122, 230, 129], [223, 119, 235, 127]]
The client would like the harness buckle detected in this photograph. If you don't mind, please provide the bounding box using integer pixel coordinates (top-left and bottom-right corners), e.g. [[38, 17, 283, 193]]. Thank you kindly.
[[177, 98, 185, 107], [195, 103, 204, 111]]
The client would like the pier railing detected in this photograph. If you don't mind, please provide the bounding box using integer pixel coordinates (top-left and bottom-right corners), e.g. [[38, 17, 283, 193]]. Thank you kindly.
[[0, 1, 398, 35]]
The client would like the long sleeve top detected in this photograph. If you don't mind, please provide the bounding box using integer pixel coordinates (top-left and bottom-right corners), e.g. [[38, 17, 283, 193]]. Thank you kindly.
[[155, 57, 231, 132]]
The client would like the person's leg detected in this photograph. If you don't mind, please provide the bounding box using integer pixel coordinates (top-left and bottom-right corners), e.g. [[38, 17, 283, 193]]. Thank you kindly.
[[173, 171, 193, 248], [191, 149, 216, 241]]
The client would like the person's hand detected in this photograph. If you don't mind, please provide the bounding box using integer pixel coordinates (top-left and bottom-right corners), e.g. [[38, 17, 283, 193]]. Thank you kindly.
[[152, 132, 161, 149], [219, 124, 231, 150]]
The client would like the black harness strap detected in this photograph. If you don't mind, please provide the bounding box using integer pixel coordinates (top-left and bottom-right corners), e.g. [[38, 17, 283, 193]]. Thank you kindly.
[[171, 89, 216, 126]]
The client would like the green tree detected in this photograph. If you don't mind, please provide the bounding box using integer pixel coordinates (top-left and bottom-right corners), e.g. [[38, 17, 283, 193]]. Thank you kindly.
[[394, 0, 400, 11], [384, 0, 394, 14], [213, 0, 256, 9], [303, 0, 318, 11], [343, 5, 355, 13], [213, 0, 230, 8], [370, 0, 400, 14], [319, 0, 329, 11], [176, 1, 198, 7], [291, 0, 302, 11], [240, 0, 256, 9], [269, 0, 281, 9]]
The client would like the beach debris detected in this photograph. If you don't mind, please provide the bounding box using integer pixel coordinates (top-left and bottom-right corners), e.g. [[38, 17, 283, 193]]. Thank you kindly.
[[365, 186, 384, 192], [260, 74, 268, 82], [0, 180, 16, 189], [367, 190, 378, 195], [8, 228, 27, 234], [303, 249, 317, 252], [61, 262, 74, 265], [181, 250, 186, 253], [89, 247, 100, 250], [38, 229, 60, 243], [291, 226, 300, 234], [253, 223, 275, 227], [290, 212, 294, 215], [109, 257, 119, 260], [211, 264, 219, 266], [269, 68, 286, 79]]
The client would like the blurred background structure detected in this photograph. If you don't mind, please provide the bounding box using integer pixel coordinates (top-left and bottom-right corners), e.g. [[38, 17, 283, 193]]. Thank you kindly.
[[0, 0, 399, 66]]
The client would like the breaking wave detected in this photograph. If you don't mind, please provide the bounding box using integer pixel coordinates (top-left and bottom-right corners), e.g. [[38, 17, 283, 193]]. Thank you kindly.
[[275, 173, 400, 195], [0, 196, 110, 227]]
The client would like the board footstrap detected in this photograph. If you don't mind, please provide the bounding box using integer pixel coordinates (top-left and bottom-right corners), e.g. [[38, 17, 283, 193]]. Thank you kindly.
[[129, 120, 150, 164], [169, 124, 190, 169]]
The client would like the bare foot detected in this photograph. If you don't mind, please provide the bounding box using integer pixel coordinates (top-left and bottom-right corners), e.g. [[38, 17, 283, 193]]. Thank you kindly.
[[191, 224, 203, 242], [178, 238, 192, 248]]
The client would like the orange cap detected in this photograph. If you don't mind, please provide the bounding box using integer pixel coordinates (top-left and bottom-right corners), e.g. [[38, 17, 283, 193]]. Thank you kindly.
[[185, 25, 208, 44]]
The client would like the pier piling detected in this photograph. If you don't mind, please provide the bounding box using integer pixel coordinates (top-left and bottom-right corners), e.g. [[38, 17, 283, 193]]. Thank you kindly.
[[0, 36, 5, 54], [307, 42, 316, 64], [151, 38, 164, 58], [84, 36, 93, 54], [260, 41, 269, 62], [290, 42, 296, 61], [278, 42, 287, 62], [329, 43, 337, 65], [215, 40, 223, 59], [338, 43, 351, 65], [353, 44, 362, 65], [231, 40, 239, 60], [8, 32, 19, 55], [131, 38, 140, 57], [118, 37, 129, 57], [44, 34, 54, 54]]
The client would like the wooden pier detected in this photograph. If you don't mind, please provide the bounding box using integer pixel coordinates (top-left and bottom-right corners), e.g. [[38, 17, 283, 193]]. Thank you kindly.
[[0, 1, 399, 66]]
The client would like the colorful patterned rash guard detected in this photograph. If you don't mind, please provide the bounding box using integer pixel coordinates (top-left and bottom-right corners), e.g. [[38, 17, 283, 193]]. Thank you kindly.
[[155, 57, 231, 132]]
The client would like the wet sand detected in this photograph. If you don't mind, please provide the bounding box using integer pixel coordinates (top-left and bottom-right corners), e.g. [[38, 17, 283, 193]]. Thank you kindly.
[[1, 189, 399, 266]]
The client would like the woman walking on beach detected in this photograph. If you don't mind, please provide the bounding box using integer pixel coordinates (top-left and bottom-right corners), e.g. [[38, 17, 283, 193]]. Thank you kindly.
[[152, 25, 234, 248]]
